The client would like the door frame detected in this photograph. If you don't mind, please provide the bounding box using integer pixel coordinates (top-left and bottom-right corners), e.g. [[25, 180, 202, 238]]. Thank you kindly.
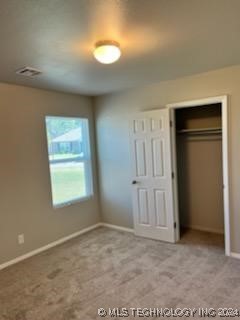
[[167, 95, 230, 256]]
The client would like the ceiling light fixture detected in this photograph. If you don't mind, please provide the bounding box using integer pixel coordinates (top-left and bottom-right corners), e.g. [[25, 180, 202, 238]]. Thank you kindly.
[[93, 40, 121, 64]]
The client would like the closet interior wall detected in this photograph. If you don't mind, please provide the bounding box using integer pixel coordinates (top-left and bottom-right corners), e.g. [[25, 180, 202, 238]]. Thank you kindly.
[[175, 104, 224, 235]]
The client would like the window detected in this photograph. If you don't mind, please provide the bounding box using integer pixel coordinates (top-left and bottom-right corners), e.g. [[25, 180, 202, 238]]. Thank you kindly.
[[45, 116, 93, 207]]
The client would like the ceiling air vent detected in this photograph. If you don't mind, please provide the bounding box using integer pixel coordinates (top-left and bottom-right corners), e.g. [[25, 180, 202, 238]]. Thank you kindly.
[[16, 67, 42, 77]]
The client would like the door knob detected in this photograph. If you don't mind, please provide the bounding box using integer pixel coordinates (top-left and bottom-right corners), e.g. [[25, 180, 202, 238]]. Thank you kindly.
[[132, 180, 138, 184]]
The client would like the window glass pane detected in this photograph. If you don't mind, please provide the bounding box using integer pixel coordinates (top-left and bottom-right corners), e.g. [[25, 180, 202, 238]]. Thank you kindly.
[[45, 116, 93, 207]]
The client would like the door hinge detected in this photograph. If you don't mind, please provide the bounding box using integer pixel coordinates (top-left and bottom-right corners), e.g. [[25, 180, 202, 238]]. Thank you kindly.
[[171, 172, 175, 179], [174, 222, 177, 229], [170, 120, 173, 127]]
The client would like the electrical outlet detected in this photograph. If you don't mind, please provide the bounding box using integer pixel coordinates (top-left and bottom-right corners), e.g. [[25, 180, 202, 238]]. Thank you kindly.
[[18, 234, 24, 245]]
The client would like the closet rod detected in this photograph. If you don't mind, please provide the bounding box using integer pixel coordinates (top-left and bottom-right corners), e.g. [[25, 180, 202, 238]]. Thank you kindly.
[[177, 127, 222, 135]]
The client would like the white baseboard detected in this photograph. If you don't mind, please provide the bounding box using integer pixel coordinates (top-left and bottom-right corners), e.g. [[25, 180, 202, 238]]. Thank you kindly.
[[230, 252, 240, 260], [100, 222, 134, 233], [0, 223, 102, 271], [182, 225, 224, 235], [2, 221, 235, 270]]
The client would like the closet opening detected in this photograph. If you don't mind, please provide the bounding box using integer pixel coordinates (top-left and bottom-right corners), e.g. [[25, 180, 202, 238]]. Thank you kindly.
[[169, 96, 230, 255]]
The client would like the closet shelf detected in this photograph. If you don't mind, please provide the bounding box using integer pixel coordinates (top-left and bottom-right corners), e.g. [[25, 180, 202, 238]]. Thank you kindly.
[[177, 127, 222, 135]]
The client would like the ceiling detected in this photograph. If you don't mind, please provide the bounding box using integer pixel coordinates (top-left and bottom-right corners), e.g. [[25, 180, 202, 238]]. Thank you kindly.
[[1, 0, 240, 96]]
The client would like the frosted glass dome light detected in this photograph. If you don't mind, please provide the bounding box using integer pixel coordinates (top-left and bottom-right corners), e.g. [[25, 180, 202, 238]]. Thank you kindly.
[[93, 40, 121, 64]]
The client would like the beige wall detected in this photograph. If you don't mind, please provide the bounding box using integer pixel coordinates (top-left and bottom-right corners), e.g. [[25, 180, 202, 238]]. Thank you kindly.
[[176, 105, 224, 233], [0, 83, 100, 265], [94, 64, 240, 254], [177, 136, 224, 233]]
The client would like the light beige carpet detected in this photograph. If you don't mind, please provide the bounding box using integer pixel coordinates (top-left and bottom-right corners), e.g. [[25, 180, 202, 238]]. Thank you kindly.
[[0, 227, 240, 319]]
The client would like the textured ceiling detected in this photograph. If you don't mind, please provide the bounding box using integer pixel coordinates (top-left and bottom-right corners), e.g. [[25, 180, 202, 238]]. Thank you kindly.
[[1, 0, 240, 95]]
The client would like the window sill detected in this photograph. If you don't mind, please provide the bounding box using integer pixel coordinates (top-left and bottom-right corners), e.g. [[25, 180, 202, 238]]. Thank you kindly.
[[53, 195, 94, 209]]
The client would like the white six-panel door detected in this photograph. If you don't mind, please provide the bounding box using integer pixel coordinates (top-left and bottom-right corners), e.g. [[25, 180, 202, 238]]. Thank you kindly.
[[130, 109, 175, 242]]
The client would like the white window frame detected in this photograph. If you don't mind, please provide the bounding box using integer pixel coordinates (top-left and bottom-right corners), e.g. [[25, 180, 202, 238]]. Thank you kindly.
[[45, 116, 94, 208]]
